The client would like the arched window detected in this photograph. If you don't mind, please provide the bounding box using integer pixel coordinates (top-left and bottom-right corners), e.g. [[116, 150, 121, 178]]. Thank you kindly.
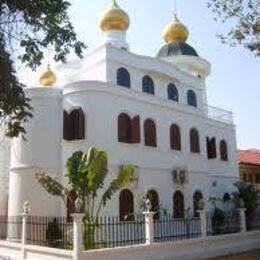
[[220, 140, 228, 161], [168, 84, 179, 102], [119, 189, 134, 221], [147, 190, 159, 220], [170, 124, 181, 151], [117, 67, 130, 88], [187, 90, 197, 107], [193, 191, 203, 217], [142, 75, 154, 95], [144, 119, 157, 147], [70, 108, 85, 140], [131, 116, 140, 144], [190, 128, 200, 153], [63, 108, 85, 141], [118, 113, 131, 143], [173, 191, 184, 218], [207, 137, 217, 159]]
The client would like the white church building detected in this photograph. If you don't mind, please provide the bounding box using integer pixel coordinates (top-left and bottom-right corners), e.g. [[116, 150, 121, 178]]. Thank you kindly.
[[1, 0, 239, 218]]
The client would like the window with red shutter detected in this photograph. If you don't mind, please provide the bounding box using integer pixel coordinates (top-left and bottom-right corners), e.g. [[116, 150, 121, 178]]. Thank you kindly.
[[170, 124, 181, 151], [144, 119, 157, 147], [190, 128, 200, 153], [118, 113, 131, 143], [220, 140, 228, 161], [193, 191, 203, 217], [207, 137, 217, 159], [119, 189, 134, 221], [64, 108, 85, 141], [131, 116, 140, 143], [63, 110, 70, 140], [173, 191, 185, 218]]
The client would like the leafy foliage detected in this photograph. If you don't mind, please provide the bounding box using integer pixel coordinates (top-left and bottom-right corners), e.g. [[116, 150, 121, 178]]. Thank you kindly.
[[36, 147, 136, 219], [207, 0, 260, 56], [232, 181, 259, 215], [36, 147, 136, 249], [0, 34, 32, 137], [0, 0, 86, 136], [36, 172, 67, 200]]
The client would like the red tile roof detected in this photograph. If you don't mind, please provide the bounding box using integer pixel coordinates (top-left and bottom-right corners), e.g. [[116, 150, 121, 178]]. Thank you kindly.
[[238, 149, 260, 166]]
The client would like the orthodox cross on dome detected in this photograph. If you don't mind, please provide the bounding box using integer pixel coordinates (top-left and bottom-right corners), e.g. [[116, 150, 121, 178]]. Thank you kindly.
[[112, 0, 119, 7], [174, 0, 178, 15]]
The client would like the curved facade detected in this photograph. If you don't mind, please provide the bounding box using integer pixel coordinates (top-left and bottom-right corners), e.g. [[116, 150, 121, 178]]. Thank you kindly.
[[6, 36, 239, 217]]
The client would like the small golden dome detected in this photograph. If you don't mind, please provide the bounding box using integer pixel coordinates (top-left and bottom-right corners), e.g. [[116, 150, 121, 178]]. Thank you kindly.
[[39, 64, 57, 87], [99, 0, 130, 32], [163, 14, 189, 44]]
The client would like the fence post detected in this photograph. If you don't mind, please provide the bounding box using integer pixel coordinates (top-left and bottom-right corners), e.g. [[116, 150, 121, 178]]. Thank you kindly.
[[197, 210, 207, 238], [21, 201, 30, 260], [143, 211, 155, 245], [238, 208, 247, 233], [72, 213, 85, 260]]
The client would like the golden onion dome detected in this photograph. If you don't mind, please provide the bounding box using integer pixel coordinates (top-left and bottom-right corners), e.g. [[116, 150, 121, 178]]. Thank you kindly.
[[39, 64, 57, 87], [99, 0, 130, 32], [163, 14, 189, 44]]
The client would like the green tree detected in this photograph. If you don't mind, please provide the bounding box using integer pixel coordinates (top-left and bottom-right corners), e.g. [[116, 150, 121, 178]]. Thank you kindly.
[[36, 147, 136, 249], [232, 181, 259, 216], [207, 0, 260, 56], [0, 0, 86, 137]]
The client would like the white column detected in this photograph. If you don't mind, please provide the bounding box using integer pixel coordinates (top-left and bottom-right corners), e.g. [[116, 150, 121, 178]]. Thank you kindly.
[[143, 211, 155, 245], [197, 210, 207, 238], [8, 87, 63, 217], [238, 208, 247, 233], [21, 213, 28, 260], [102, 30, 129, 50], [72, 213, 85, 260]]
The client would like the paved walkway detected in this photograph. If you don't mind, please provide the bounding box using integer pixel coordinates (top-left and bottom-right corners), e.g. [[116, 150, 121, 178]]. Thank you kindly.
[[212, 250, 260, 259]]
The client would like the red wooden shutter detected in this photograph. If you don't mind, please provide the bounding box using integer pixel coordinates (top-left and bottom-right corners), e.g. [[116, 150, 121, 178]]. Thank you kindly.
[[119, 189, 134, 221], [171, 124, 181, 150], [118, 113, 131, 143], [190, 129, 200, 153], [63, 110, 69, 140], [131, 116, 140, 143], [144, 119, 157, 147], [78, 108, 85, 139]]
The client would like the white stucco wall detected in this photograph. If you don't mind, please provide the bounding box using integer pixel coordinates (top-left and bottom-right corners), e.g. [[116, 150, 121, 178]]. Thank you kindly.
[[7, 44, 239, 217], [8, 87, 63, 216], [62, 77, 239, 216]]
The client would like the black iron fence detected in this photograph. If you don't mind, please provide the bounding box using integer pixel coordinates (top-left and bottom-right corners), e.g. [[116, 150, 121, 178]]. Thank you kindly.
[[27, 216, 73, 250], [0, 216, 73, 250], [154, 214, 201, 242], [206, 210, 240, 236], [0, 210, 248, 251], [0, 216, 22, 241], [83, 215, 145, 250]]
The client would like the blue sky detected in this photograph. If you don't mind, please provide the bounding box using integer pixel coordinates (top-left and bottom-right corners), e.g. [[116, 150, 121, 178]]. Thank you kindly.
[[20, 0, 260, 149]]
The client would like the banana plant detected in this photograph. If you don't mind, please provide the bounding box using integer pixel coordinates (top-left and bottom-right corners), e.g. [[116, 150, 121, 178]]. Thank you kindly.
[[36, 146, 136, 219]]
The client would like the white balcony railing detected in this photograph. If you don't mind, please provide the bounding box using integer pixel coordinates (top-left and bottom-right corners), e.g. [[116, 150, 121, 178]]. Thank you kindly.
[[206, 105, 233, 124]]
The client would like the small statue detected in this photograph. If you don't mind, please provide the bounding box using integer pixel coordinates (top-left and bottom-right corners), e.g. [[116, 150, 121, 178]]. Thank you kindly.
[[23, 201, 30, 215], [145, 198, 152, 212], [75, 197, 83, 213], [198, 199, 205, 210]]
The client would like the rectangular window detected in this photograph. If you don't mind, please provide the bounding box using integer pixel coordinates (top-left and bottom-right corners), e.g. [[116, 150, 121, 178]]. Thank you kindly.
[[256, 174, 260, 184]]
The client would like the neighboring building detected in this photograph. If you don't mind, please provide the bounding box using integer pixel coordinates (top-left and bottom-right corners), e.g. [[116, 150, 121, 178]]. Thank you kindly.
[[7, 1, 239, 218], [238, 149, 260, 190]]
